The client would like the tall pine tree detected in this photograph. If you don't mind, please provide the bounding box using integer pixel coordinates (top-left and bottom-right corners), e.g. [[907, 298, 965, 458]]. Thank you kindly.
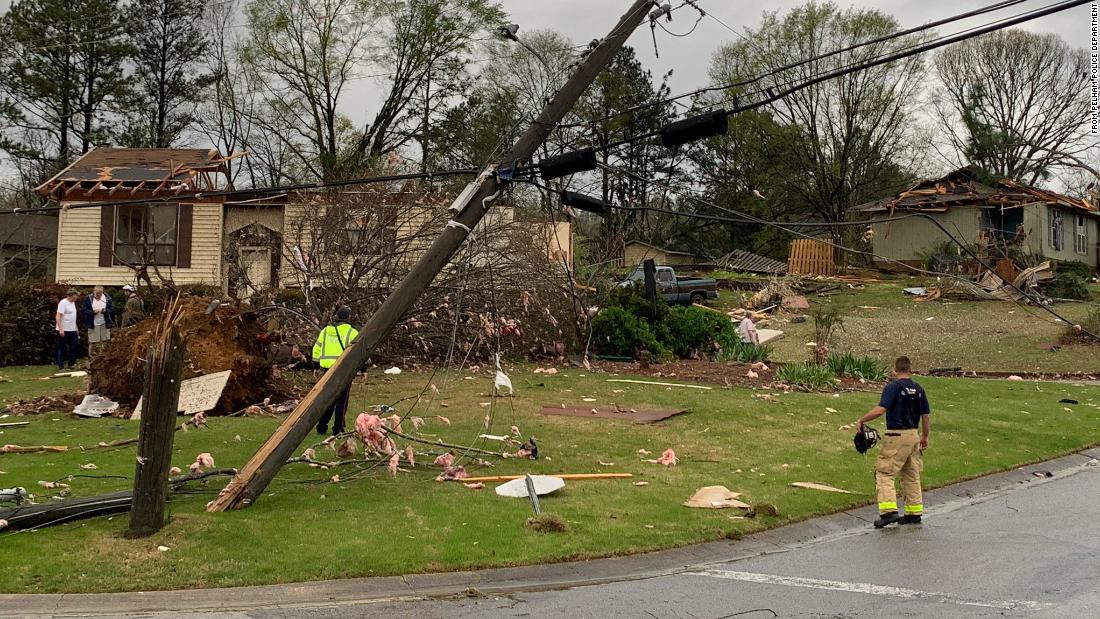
[[121, 0, 214, 148]]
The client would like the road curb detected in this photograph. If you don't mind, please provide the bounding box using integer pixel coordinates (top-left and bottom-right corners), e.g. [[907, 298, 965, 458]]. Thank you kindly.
[[4, 446, 1099, 617]]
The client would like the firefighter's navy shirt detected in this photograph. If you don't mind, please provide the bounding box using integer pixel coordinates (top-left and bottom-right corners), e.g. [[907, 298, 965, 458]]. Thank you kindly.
[[878, 378, 930, 430]]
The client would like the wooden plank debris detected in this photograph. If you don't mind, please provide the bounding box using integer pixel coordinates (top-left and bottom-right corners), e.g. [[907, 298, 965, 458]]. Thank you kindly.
[[454, 473, 633, 483], [606, 379, 712, 390], [790, 481, 856, 494], [539, 405, 687, 423]]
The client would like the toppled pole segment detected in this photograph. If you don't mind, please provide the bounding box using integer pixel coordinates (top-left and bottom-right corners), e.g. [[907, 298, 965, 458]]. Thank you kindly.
[[128, 301, 185, 538], [207, 0, 656, 512]]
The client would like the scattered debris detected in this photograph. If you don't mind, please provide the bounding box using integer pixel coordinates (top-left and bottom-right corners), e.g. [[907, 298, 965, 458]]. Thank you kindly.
[[756, 329, 785, 345], [157, 545, 171, 552], [131, 371, 232, 420], [781, 295, 809, 311], [1007, 375, 1024, 381], [384, 367, 402, 375], [50, 370, 87, 378], [633, 481, 649, 486], [606, 379, 711, 390], [1059, 398, 1079, 404], [79, 463, 98, 470], [73, 395, 119, 419], [683, 486, 750, 509], [654, 448, 678, 466], [495, 475, 565, 498], [4, 394, 83, 417], [456, 473, 632, 483], [538, 405, 687, 423], [902, 287, 928, 296], [790, 481, 855, 494], [0, 422, 29, 429], [1, 444, 67, 454]]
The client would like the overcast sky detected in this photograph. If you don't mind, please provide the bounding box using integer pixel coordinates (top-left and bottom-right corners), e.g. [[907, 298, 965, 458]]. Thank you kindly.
[[0, 0, 1093, 184], [502, 0, 1092, 97]]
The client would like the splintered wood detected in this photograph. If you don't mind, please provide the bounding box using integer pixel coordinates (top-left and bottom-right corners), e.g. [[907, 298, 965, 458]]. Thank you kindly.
[[538, 405, 687, 423]]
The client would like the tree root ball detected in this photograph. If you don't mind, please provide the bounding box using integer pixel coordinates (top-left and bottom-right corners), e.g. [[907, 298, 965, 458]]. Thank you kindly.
[[89, 296, 290, 414]]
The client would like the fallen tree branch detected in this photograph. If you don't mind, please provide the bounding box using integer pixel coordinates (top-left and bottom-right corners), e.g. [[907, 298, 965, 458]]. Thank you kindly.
[[1, 444, 68, 454]]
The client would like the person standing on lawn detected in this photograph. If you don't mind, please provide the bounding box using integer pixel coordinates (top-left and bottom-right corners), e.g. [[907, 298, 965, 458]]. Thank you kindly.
[[55, 289, 80, 369], [855, 355, 931, 528], [312, 307, 359, 436], [738, 313, 760, 345], [120, 285, 145, 327], [82, 285, 114, 356]]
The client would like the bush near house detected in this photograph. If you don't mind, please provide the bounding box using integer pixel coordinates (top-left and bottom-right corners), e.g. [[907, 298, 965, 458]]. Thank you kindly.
[[0, 280, 71, 366], [592, 285, 770, 361], [1045, 261, 1094, 301]]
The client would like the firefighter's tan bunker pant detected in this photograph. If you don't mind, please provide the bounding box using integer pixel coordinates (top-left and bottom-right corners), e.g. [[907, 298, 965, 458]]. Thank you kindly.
[[875, 428, 923, 515]]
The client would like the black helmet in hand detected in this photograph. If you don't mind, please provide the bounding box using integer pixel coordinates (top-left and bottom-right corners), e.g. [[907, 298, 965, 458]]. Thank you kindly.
[[854, 425, 879, 454]]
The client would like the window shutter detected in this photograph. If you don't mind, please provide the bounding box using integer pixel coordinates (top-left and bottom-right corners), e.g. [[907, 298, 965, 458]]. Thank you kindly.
[[99, 205, 116, 267], [177, 204, 194, 268]]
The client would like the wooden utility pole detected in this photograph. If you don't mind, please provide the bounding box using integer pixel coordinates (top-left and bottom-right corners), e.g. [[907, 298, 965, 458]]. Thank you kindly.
[[127, 308, 185, 537], [208, 0, 656, 512]]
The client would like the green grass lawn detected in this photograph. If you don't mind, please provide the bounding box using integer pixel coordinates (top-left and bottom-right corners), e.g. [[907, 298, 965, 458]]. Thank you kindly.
[[2, 364, 1100, 593], [717, 279, 1100, 373]]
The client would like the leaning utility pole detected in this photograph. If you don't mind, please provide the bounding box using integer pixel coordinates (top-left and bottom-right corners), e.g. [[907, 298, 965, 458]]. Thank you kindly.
[[208, 0, 656, 512]]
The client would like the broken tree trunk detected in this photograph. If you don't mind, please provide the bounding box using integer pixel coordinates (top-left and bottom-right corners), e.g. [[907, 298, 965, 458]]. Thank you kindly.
[[206, 0, 655, 512], [127, 302, 185, 538]]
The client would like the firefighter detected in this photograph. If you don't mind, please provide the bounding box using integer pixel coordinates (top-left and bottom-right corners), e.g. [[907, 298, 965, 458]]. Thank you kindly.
[[854, 355, 931, 528], [312, 307, 359, 436]]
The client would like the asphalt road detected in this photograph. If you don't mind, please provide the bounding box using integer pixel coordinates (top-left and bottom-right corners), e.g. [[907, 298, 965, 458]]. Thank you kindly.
[[195, 463, 1100, 619]]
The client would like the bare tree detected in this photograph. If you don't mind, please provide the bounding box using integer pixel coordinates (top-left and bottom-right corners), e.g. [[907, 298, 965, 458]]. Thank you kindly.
[[710, 2, 927, 225], [934, 29, 1091, 185]]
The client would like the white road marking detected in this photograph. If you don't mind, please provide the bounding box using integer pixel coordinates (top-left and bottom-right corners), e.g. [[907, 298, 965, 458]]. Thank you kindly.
[[688, 569, 1042, 611]]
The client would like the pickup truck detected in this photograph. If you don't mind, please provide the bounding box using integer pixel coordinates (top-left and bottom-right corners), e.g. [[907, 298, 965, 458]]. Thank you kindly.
[[619, 265, 719, 306]]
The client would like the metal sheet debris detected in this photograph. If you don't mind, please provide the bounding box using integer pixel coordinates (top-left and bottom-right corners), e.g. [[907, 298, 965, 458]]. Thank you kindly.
[[538, 405, 688, 423], [73, 395, 119, 418], [495, 475, 565, 498]]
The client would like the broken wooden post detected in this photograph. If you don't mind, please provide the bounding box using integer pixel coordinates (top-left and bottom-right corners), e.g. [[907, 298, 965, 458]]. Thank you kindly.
[[127, 302, 185, 538], [207, 0, 656, 512]]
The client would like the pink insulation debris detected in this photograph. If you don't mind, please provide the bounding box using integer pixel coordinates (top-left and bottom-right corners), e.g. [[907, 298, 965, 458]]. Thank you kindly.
[[656, 448, 678, 466]]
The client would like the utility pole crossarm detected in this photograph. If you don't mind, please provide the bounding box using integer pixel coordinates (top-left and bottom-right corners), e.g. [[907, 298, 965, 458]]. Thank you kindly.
[[207, 0, 656, 512]]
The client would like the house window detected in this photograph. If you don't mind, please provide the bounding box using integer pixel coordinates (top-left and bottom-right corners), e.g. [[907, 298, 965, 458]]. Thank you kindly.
[[1048, 209, 1065, 252], [115, 204, 179, 265], [1075, 214, 1089, 255], [346, 215, 396, 256]]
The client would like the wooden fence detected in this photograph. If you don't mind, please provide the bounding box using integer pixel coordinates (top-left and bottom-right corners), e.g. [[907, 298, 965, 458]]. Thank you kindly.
[[787, 239, 835, 276]]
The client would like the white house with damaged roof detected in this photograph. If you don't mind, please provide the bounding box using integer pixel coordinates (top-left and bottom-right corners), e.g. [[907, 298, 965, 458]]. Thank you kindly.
[[850, 168, 1099, 271]]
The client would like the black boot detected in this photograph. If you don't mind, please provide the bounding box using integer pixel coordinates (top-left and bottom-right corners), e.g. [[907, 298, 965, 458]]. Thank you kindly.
[[874, 511, 901, 528], [316, 423, 328, 435], [900, 514, 922, 524]]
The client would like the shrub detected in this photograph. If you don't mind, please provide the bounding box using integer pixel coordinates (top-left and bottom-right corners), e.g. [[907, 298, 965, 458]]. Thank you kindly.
[[606, 282, 668, 323], [1045, 263, 1092, 301], [0, 280, 72, 366], [827, 352, 888, 381], [661, 306, 731, 358], [775, 363, 837, 390], [590, 306, 664, 358], [714, 331, 772, 362]]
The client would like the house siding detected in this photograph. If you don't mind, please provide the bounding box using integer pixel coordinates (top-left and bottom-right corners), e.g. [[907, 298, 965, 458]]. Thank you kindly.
[[623, 243, 697, 267], [1031, 204, 1098, 268], [55, 203, 223, 286], [870, 207, 980, 262]]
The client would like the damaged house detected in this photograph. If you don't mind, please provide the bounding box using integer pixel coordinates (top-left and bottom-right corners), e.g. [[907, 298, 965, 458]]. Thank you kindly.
[[851, 168, 1099, 271], [39, 148, 573, 294]]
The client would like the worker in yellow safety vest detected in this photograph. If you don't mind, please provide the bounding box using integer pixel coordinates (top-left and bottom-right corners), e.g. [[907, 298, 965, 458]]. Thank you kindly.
[[312, 307, 359, 436]]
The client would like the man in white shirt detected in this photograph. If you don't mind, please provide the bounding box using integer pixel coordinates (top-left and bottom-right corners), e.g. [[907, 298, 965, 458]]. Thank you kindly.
[[738, 314, 760, 345], [55, 289, 80, 369]]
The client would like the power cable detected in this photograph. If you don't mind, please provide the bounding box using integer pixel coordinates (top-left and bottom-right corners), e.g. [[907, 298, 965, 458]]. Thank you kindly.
[[541, 0, 1035, 130], [558, 0, 1089, 158]]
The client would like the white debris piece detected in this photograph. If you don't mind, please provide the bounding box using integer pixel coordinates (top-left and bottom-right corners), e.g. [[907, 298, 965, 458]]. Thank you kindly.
[[383, 367, 402, 375], [73, 395, 119, 418], [495, 475, 565, 498]]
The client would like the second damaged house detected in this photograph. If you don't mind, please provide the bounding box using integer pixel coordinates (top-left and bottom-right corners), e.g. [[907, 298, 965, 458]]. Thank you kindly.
[[851, 167, 1099, 271]]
